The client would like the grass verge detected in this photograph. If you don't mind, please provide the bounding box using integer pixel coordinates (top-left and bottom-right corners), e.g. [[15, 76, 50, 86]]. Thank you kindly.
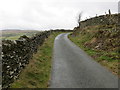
[[68, 34, 119, 77], [10, 32, 64, 88]]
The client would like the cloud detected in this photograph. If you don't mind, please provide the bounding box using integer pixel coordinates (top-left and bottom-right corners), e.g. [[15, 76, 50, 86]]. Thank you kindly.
[[0, 0, 118, 30]]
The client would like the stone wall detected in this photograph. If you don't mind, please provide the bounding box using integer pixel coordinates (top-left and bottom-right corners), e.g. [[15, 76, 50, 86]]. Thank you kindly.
[[73, 14, 119, 36], [2, 31, 51, 88], [80, 14, 118, 28]]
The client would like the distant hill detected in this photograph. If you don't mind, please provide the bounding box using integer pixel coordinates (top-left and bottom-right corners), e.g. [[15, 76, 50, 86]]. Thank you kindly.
[[2, 29, 39, 34], [1, 30, 40, 40]]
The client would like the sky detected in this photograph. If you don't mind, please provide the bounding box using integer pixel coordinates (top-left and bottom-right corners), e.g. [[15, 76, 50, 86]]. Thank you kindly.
[[0, 0, 119, 30]]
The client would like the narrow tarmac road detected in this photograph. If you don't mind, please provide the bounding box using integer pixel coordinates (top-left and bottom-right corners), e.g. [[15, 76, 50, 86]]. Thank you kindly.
[[50, 33, 118, 88]]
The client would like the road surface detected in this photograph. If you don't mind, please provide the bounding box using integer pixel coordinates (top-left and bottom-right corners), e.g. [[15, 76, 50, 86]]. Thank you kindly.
[[50, 33, 118, 88]]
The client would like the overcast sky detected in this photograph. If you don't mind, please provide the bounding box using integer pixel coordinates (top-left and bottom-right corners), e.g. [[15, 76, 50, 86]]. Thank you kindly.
[[0, 0, 119, 30]]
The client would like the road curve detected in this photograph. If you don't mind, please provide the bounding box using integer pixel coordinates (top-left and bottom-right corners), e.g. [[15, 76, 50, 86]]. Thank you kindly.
[[50, 33, 118, 88]]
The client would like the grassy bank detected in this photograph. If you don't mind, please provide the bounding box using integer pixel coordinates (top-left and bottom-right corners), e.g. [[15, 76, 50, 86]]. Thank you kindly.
[[68, 26, 119, 77], [10, 32, 64, 88]]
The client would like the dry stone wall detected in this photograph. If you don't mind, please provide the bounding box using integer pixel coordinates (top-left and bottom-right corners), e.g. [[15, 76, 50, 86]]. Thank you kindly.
[[2, 31, 51, 88], [73, 14, 119, 36], [78, 14, 118, 29]]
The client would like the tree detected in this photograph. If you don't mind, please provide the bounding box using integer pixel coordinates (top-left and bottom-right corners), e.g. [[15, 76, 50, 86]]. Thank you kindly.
[[108, 9, 111, 15], [77, 12, 82, 27]]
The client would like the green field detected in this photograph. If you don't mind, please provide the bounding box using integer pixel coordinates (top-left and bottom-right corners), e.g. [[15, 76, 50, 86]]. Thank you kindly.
[[1, 30, 40, 40]]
